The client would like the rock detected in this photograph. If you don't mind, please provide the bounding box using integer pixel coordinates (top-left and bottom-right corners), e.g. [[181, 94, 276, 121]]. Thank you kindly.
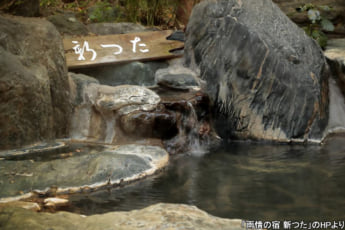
[[324, 39, 345, 134], [185, 0, 330, 142], [69, 73, 99, 106], [325, 39, 345, 96], [0, 144, 168, 199], [155, 66, 201, 90], [47, 12, 89, 36], [0, 15, 71, 150], [154, 88, 217, 154], [0, 201, 40, 212], [69, 79, 161, 143], [0, 203, 243, 230], [94, 85, 161, 143], [68, 73, 100, 141], [0, 141, 68, 160], [167, 30, 185, 42], [120, 110, 178, 139], [74, 61, 168, 87], [87, 22, 147, 35], [95, 85, 161, 115], [0, 0, 39, 17], [69, 68, 215, 153], [44, 198, 69, 208]]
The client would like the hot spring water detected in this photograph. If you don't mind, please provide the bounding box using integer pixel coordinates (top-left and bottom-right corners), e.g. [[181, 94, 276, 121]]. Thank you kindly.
[[59, 134, 345, 221]]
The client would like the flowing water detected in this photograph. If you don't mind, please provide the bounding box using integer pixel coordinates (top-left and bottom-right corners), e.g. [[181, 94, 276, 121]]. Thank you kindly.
[[60, 134, 345, 221]]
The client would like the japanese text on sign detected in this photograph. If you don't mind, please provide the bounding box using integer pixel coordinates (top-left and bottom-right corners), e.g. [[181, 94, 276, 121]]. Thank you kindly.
[[72, 36, 149, 61], [241, 220, 345, 229]]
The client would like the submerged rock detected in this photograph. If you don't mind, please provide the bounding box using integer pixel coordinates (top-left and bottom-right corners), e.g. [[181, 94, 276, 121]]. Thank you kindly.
[[0, 203, 243, 230], [185, 0, 330, 142], [0, 15, 71, 150], [0, 144, 168, 200]]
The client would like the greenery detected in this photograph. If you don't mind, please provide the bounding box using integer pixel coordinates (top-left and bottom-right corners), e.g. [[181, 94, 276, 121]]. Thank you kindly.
[[37, 0, 184, 28], [40, 0, 58, 7], [297, 3, 335, 48], [88, 1, 119, 23]]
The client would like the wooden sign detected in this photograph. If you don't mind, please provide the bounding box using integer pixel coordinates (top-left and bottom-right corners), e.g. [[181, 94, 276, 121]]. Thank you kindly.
[[63, 30, 184, 69]]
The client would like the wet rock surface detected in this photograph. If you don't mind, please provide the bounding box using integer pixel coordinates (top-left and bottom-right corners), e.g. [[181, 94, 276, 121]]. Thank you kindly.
[[0, 203, 243, 230], [325, 39, 345, 96], [69, 77, 162, 143], [155, 66, 201, 90], [69, 73, 215, 153], [0, 15, 71, 150], [95, 85, 160, 114], [120, 110, 178, 139], [324, 39, 345, 134], [153, 88, 217, 154], [185, 0, 330, 142], [0, 143, 168, 200]]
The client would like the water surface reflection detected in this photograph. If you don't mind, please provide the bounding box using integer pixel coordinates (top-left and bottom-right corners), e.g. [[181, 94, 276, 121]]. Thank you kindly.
[[65, 135, 345, 220]]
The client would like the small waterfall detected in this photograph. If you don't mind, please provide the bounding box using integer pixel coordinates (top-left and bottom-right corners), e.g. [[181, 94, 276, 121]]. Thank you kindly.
[[103, 113, 116, 144], [326, 78, 345, 135], [185, 102, 209, 156]]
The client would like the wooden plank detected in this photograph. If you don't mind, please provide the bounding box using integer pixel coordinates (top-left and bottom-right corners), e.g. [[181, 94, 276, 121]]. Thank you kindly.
[[63, 30, 184, 69]]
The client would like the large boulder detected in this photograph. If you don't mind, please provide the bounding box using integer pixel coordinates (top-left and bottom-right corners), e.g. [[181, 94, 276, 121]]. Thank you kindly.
[[184, 0, 330, 142], [0, 15, 71, 150]]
